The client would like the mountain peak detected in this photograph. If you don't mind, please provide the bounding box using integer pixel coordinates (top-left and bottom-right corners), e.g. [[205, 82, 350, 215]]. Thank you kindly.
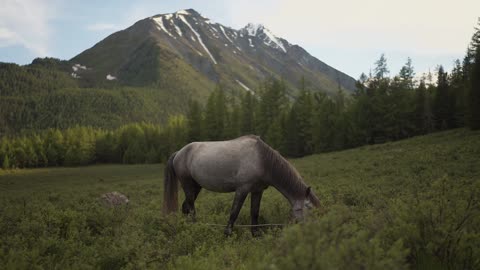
[[176, 9, 200, 16], [241, 23, 287, 53], [243, 23, 265, 36], [152, 8, 202, 20], [72, 8, 357, 93]]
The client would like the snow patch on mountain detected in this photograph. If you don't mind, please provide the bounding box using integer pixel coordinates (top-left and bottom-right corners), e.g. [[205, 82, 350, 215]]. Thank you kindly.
[[236, 79, 253, 93], [72, 64, 87, 72], [176, 9, 190, 15], [153, 17, 174, 38], [244, 23, 262, 36], [242, 23, 286, 53], [172, 22, 182, 36], [178, 14, 217, 64], [262, 28, 286, 53], [220, 25, 233, 43]]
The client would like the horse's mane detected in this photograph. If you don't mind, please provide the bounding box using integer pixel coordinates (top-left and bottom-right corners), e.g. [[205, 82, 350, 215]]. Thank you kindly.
[[253, 136, 321, 207], [255, 137, 308, 199]]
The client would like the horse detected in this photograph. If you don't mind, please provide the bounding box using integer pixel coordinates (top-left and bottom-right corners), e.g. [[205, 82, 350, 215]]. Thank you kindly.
[[163, 135, 321, 236]]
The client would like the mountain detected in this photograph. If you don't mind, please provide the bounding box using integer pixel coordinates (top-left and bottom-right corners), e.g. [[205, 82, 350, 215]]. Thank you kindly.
[[0, 9, 358, 134], [71, 9, 356, 96]]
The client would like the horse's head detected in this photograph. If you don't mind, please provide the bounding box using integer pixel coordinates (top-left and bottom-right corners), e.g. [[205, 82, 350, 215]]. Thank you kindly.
[[292, 186, 321, 221]]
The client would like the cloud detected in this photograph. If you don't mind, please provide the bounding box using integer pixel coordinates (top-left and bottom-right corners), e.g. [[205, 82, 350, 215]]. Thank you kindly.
[[0, 0, 57, 57], [86, 23, 118, 32]]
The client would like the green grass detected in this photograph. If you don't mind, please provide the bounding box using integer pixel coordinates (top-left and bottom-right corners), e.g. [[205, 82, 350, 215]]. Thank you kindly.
[[1, 129, 479, 269]]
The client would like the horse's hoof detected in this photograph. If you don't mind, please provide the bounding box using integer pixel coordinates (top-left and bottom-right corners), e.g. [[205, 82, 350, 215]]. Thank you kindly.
[[224, 227, 233, 237], [251, 229, 262, 237]]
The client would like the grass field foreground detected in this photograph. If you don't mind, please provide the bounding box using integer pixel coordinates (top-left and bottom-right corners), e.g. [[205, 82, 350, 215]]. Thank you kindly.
[[0, 129, 479, 269]]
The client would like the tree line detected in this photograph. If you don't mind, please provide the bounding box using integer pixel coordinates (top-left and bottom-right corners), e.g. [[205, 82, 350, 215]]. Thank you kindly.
[[1, 20, 479, 169]]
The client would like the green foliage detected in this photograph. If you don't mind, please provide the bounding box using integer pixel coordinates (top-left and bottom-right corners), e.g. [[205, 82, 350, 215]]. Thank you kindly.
[[2, 154, 9, 170], [240, 91, 256, 134], [204, 85, 227, 140], [0, 119, 189, 168], [0, 129, 479, 269], [434, 66, 454, 129], [468, 46, 480, 130], [272, 207, 409, 270], [186, 100, 204, 142]]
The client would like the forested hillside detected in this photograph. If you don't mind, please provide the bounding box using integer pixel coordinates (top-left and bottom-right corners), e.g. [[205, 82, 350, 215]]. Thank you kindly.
[[1, 20, 479, 169], [0, 58, 209, 134]]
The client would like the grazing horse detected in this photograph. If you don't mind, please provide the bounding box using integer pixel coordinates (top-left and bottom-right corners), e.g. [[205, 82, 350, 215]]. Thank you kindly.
[[163, 135, 321, 235]]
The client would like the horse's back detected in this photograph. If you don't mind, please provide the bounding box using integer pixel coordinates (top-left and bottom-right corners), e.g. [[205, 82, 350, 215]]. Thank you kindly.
[[174, 136, 264, 192]]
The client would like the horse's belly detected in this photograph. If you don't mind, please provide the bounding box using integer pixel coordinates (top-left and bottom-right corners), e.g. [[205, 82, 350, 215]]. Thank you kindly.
[[194, 177, 238, 193], [189, 160, 257, 192], [191, 169, 251, 192], [184, 140, 262, 192]]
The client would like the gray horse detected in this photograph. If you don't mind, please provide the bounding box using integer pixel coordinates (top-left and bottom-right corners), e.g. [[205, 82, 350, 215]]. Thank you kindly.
[[163, 135, 321, 235]]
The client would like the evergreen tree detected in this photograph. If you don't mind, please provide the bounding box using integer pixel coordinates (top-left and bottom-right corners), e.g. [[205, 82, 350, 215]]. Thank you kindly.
[[449, 60, 466, 127], [257, 78, 287, 137], [2, 154, 9, 170], [414, 80, 428, 134], [399, 57, 415, 90], [123, 141, 146, 164], [186, 99, 203, 142], [166, 115, 187, 154], [204, 85, 227, 140], [224, 101, 241, 139], [312, 92, 337, 152], [285, 105, 300, 157], [468, 46, 480, 129], [374, 54, 390, 80], [433, 66, 453, 129], [96, 131, 120, 163], [240, 91, 256, 134], [295, 85, 314, 155], [45, 129, 65, 166]]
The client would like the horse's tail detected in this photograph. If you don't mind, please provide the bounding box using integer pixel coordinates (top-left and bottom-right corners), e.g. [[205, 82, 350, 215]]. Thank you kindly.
[[163, 151, 178, 214]]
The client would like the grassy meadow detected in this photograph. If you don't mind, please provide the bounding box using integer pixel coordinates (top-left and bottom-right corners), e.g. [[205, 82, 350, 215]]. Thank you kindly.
[[1, 129, 479, 269]]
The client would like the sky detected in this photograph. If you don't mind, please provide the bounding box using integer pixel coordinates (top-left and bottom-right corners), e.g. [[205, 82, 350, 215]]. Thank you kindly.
[[0, 0, 479, 79]]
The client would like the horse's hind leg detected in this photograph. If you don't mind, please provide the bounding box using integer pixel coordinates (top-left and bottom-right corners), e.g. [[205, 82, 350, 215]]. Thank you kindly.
[[250, 191, 263, 237], [180, 177, 201, 220]]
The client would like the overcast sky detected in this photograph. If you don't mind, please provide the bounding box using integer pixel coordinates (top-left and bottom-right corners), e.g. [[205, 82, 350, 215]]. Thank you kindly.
[[0, 0, 478, 79]]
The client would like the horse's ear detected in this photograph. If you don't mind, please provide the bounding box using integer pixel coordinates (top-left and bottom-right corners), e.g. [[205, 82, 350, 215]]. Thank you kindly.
[[306, 186, 311, 197]]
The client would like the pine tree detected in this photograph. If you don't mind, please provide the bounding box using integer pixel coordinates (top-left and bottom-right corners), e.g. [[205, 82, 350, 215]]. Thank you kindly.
[[204, 91, 218, 140], [284, 105, 300, 157], [224, 101, 241, 139], [433, 66, 453, 130], [240, 91, 255, 134], [2, 154, 9, 170], [374, 54, 390, 80], [399, 57, 415, 90], [312, 92, 337, 152], [186, 99, 204, 142], [414, 80, 427, 134], [257, 78, 287, 137], [204, 85, 227, 140], [449, 60, 466, 127], [166, 115, 187, 154], [295, 84, 314, 155], [468, 46, 480, 129]]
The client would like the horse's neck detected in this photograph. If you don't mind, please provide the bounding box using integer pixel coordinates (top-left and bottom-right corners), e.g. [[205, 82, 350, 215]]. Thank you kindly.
[[267, 175, 305, 206]]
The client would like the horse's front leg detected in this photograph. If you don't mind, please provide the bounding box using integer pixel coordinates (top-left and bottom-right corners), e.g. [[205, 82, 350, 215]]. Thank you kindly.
[[225, 189, 248, 236], [250, 191, 263, 237]]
